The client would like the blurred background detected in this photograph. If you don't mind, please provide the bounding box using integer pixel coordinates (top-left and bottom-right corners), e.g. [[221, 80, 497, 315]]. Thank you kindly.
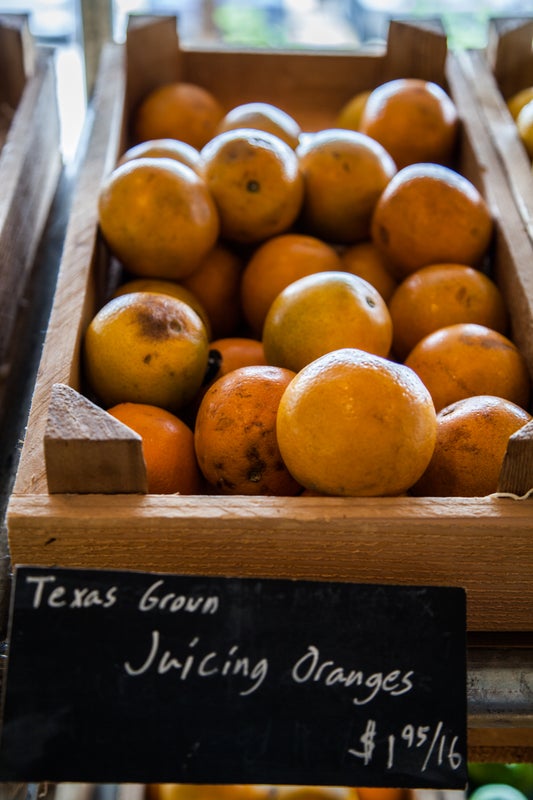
[[0, 0, 531, 48], [0, 0, 530, 162]]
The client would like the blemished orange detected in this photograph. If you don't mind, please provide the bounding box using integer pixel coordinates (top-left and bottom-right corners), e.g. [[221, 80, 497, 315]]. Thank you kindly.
[[404, 322, 531, 413], [201, 128, 304, 244], [262, 271, 393, 373], [148, 785, 273, 800], [276, 348, 437, 496], [194, 365, 301, 495], [132, 81, 225, 150], [98, 158, 219, 280], [359, 78, 459, 169], [296, 128, 397, 243], [112, 277, 212, 339], [371, 163, 493, 279], [389, 262, 508, 360], [180, 338, 268, 429], [209, 337, 267, 379], [335, 90, 372, 131], [411, 395, 532, 497], [83, 292, 209, 411], [117, 138, 203, 173], [180, 242, 244, 339], [106, 402, 203, 494], [240, 233, 343, 337], [339, 240, 398, 303], [216, 101, 302, 149]]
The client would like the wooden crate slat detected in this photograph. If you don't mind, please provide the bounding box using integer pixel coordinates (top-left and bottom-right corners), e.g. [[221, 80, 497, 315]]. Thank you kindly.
[[445, 52, 533, 381], [0, 13, 34, 108], [486, 16, 533, 100], [455, 19, 533, 274], [0, 14, 61, 398], [7, 493, 533, 631]]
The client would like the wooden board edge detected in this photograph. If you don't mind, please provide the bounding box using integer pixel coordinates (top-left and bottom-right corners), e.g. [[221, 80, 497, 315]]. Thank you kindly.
[[6, 493, 533, 631], [446, 51, 533, 380], [11, 40, 126, 497], [0, 49, 62, 372]]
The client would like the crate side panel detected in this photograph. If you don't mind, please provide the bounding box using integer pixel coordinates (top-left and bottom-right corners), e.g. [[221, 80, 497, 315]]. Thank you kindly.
[[11, 43, 126, 496], [457, 49, 533, 237], [454, 21, 533, 316], [125, 14, 181, 133], [447, 52, 533, 383], [0, 53, 61, 372], [179, 48, 387, 133], [0, 14, 32, 108], [486, 17, 533, 100]]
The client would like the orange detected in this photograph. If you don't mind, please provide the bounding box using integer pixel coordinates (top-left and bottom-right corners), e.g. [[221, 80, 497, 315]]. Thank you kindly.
[[296, 128, 397, 243], [216, 101, 302, 149], [106, 402, 203, 494], [194, 365, 301, 496], [359, 78, 459, 169], [132, 81, 225, 150], [209, 337, 267, 379], [335, 90, 372, 131], [507, 86, 533, 120], [112, 277, 212, 339], [83, 292, 209, 411], [180, 242, 244, 339], [355, 790, 406, 800], [117, 138, 203, 173], [98, 158, 219, 280], [276, 348, 437, 496], [339, 240, 398, 303], [149, 785, 272, 800], [388, 262, 508, 360], [262, 271, 392, 373], [516, 99, 533, 159], [411, 395, 532, 497], [201, 128, 304, 244], [371, 163, 494, 279], [275, 789, 357, 800], [240, 233, 343, 337], [404, 322, 531, 413], [181, 337, 267, 428]]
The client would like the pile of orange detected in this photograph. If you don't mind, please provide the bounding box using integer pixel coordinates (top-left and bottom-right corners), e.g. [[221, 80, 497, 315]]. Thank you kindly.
[[148, 785, 405, 800], [81, 76, 531, 498]]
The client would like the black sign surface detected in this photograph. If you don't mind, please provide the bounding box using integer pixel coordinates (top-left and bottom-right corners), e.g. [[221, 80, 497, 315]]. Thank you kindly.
[[0, 566, 467, 787]]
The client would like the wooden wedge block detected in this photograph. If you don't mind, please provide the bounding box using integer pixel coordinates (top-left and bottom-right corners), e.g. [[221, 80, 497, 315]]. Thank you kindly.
[[498, 419, 533, 497], [44, 383, 147, 494]]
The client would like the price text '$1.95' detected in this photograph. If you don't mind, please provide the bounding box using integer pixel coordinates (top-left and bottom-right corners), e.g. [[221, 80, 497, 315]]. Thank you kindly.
[[349, 720, 463, 773]]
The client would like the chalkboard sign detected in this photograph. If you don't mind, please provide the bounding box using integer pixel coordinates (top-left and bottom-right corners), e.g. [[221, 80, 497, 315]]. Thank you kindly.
[[0, 566, 467, 788]]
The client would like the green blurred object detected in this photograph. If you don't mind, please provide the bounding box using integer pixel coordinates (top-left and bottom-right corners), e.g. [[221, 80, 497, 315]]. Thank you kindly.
[[468, 785, 528, 800], [468, 764, 533, 797], [213, 3, 288, 47]]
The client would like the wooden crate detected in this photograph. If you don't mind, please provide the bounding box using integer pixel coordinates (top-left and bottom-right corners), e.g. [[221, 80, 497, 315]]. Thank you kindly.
[[0, 14, 61, 404], [454, 17, 533, 245], [6, 16, 533, 640]]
